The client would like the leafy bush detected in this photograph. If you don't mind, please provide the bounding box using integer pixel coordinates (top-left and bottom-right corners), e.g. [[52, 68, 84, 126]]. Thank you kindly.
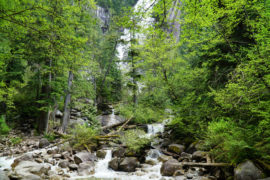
[[167, 116, 195, 141], [65, 124, 98, 151], [44, 132, 56, 142], [0, 115, 10, 135], [10, 137, 22, 145], [203, 118, 256, 165], [120, 129, 151, 153], [117, 104, 164, 124]]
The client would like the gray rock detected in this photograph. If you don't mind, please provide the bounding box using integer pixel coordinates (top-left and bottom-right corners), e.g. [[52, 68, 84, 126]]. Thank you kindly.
[[74, 152, 97, 164], [234, 160, 264, 180], [112, 147, 126, 158], [0, 170, 9, 180], [192, 151, 206, 162], [38, 138, 50, 148], [147, 149, 160, 159], [11, 154, 33, 168], [168, 144, 185, 154], [78, 161, 95, 176], [10, 161, 50, 180], [47, 170, 56, 176], [186, 173, 193, 179], [58, 160, 69, 168], [61, 151, 70, 159], [47, 149, 55, 155], [186, 142, 198, 154], [173, 169, 185, 176], [68, 164, 78, 170], [119, 157, 139, 172], [161, 159, 181, 176], [109, 158, 120, 171], [49, 174, 62, 180], [96, 150, 107, 159], [145, 159, 157, 165], [55, 110, 63, 118], [53, 154, 62, 159], [158, 155, 173, 162], [35, 158, 43, 163]]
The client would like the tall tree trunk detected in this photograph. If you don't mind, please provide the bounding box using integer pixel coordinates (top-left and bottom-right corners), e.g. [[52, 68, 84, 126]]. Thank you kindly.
[[60, 71, 73, 133], [38, 84, 50, 133], [132, 56, 137, 107], [131, 24, 137, 108], [38, 60, 51, 134]]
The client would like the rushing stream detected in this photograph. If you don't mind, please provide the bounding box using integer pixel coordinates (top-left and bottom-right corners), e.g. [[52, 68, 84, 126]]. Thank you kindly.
[[79, 121, 167, 180], [0, 115, 170, 180]]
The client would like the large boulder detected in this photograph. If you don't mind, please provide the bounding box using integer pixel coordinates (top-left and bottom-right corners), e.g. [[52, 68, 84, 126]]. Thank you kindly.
[[161, 159, 181, 176], [108, 157, 139, 172], [9, 161, 50, 180], [192, 151, 206, 162], [74, 152, 97, 164], [158, 155, 173, 162], [96, 150, 107, 159], [0, 170, 9, 180], [168, 144, 185, 154], [58, 160, 69, 168], [119, 157, 140, 172], [38, 138, 50, 148], [112, 147, 126, 158], [186, 142, 199, 154], [11, 154, 33, 169], [78, 161, 95, 176], [109, 158, 120, 171], [234, 160, 264, 180]]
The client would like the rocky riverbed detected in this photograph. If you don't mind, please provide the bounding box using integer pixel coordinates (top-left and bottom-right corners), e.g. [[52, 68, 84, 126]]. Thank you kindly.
[[0, 114, 268, 180], [0, 126, 229, 180]]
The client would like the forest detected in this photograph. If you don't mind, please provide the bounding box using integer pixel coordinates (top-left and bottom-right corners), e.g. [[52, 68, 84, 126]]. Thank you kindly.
[[0, 0, 270, 180]]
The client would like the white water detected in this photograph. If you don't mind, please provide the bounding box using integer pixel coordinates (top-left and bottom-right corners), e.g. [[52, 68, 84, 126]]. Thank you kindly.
[[81, 122, 167, 180], [117, 0, 155, 72], [107, 108, 118, 126], [147, 124, 165, 136], [0, 156, 15, 171]]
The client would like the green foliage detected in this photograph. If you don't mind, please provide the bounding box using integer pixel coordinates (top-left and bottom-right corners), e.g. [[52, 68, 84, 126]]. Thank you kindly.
[[202, 119, 257, 165], [66, 124, 98, 150], [10, 137, 22, 145], [0, 115, 10, 135], [44, 132, 56, 142], [117, 103, 164, 124], [96, 0, 138, 14], [120, 129, 151, 153]]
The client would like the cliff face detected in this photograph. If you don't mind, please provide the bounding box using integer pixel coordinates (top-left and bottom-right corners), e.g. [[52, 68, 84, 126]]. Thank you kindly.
[[96, 6, 110, 33], [167, 0, 181, 41]]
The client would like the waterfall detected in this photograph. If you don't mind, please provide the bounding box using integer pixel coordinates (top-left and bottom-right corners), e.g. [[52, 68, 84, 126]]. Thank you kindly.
[[93, 150, 117, 178], [147, 123, 165, 136], [116, 0, 155, 72]]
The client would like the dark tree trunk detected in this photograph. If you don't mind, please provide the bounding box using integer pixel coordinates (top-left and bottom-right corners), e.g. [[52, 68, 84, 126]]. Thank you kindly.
[[38, 59, 52, 134], [60, 71, 73, 133], [38, 84, 50, 133]]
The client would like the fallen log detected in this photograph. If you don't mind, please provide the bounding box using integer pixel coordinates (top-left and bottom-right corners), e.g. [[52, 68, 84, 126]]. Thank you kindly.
[[101, 119, 127, 130], [116, 116, 133, 132], [181, 162, 231, 168]]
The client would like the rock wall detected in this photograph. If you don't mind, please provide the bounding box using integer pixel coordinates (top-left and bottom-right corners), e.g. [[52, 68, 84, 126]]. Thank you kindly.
[[96, 6, 110, 33], [167, 0, 181, 41]]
